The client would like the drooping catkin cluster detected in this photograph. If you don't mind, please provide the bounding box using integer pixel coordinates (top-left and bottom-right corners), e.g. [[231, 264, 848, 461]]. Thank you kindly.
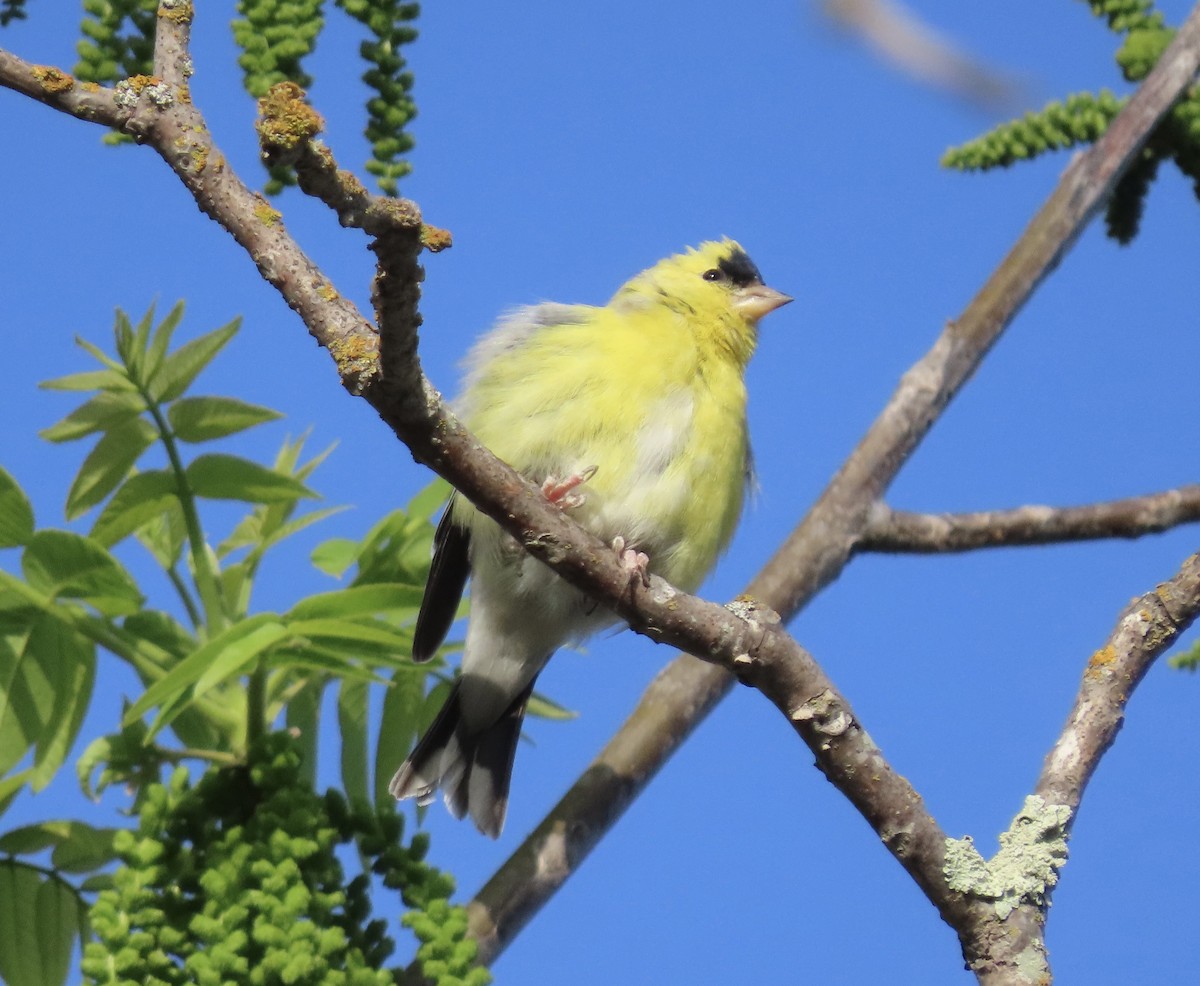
[[81, 733, 489, 986], [942, 0, 1200, 243]]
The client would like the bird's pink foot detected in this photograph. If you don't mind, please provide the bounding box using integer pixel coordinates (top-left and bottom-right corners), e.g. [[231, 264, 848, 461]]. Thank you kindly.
[[541, 465, 598, 510], [612, 536, 651, 587]]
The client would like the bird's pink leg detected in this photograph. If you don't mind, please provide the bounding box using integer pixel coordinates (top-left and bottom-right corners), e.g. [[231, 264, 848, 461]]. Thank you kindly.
[[540, 467, 649, 585], [541, 465, 598, 510], [611, 535, 651, 587]]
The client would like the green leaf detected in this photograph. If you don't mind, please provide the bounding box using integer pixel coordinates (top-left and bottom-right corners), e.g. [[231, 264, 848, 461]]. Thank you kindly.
[[287, 583, 424, 620], [186, 453, 316, 504], [168, 396, 282, 443], [311, 537, 360, 578], [218, 509, 265, 557], [79, 874, 114, 893], [134, 498, 188, 569], [0, 822, 63, 855], [89, 470, 178, 548], [338, 678, 370, 807], [526, 690, 578, 722], [22, 531, 144, 616], [123, 615, 286, 730], [0, 614, 95, 788], [38, 368, 136, 394], [0, 822, 117, 874], [64, 417, 157, 520], [112, 309, 135, 369], [25, 616, 95, 790], [222, 505, 347, 559], [407, 478, 452, 521], [50, 823, 118, 873], [38, 391, 144, 443], [374, 667, 425, 805], [142, 301, 185, 385], [0, 771, 32, 817], [219, 559, 252, 618], [290, 439, 337, 483], [352, 507, 441, 585], [123, 305, 159, 382], [0, 467, 34, 548], [72, 335, 126, 374], [75, 736, 112, 800], [0, 860, 82, 986], [150, 318, 240, 402], [266, 647, 392, 682], [285, 617, 414, 650], [0, 635, 34, 777]]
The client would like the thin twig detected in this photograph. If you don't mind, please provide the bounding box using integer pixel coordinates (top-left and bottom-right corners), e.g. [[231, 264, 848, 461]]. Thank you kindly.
[[861, 485, 1200, 553]]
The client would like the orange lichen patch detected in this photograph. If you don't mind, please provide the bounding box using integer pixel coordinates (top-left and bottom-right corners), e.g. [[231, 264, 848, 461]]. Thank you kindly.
[[190, 142, 208, 173], [1084, 644, 1117, 682], [177, 83, 191, 104], [252, 195, 283, 227], [256, 82, 324, 150], [328, 333, 380, 386], [158, 0, 194, 23], [420, 224, 454, 253], [32, 65, 74, 94], [126, 74, 159, 93], [82, 81, 101, 93], [316, 281, 340, 302]]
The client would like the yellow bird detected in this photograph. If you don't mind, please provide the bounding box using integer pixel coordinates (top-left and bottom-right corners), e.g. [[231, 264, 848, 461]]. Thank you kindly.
[[389, 240, 791, 836]]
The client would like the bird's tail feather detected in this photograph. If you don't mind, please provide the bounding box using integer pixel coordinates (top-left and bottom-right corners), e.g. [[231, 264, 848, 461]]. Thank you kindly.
[[389, 678, 536, 838]]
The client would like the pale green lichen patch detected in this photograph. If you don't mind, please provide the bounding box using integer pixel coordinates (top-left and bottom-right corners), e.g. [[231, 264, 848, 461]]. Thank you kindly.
[[944, 795, 1071, 919]]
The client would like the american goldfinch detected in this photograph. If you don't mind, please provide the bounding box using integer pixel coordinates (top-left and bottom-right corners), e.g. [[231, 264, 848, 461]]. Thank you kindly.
[[389, 240, 791, 836]]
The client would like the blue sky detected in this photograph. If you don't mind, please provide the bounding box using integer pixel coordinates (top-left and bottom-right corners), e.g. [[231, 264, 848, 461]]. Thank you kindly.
[[3, 2, 1200, 983]]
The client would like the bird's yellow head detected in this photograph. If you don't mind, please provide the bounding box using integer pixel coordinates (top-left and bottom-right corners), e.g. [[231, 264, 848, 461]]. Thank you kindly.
[[610, 239, 791, 365]]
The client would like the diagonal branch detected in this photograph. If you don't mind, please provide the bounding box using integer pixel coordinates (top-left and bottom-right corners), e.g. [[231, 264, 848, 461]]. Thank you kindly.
[[860, 485, 1200, 553], [951, 548, 1200, 986], [465, 6, 1200, 970], [1036, 550, 1200, 817]]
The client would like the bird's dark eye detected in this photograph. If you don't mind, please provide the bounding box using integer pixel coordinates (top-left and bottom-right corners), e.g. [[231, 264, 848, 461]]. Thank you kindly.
[[702, 268, 725, 282]]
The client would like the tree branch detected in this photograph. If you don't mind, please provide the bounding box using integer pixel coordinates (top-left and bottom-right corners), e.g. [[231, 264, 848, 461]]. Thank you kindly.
[[1036, 550, 1200, 816], [465, 5, 1200, 972], [947, 548, 1200, 985], [861, 485, 1200, 553]]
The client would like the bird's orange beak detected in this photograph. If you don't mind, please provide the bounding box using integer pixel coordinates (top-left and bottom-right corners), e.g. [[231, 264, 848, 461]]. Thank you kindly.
[[734, 284, 793, 321]]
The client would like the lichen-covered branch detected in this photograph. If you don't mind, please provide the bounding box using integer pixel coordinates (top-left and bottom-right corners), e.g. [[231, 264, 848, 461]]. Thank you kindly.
[[945, 548, 1200, 986], [861, 485, 1200, 553], [1036, 550, 1200, 816]]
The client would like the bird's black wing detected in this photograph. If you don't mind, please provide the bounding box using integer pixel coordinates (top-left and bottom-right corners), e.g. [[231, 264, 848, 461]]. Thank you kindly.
[[412, 495, 471, 663]]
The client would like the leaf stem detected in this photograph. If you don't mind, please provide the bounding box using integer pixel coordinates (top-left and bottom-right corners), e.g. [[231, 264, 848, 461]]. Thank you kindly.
[[143, 399, 226, 636], [151, 744, 240, 766], [165, 563, 203, 628], [246, 662, 267, 746]]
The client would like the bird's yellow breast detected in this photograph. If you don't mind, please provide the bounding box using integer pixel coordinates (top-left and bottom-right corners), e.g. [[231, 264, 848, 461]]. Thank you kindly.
[[460, 300, 749, 591]]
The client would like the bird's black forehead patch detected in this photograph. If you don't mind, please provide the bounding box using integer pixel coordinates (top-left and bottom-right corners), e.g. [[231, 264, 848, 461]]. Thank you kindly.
[[717, 248, 763, 288]]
